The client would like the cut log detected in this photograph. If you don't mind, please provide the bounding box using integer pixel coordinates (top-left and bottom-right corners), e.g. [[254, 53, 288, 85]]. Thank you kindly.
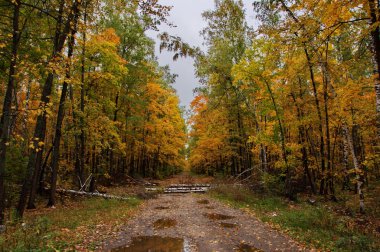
[[56, 189, 129, 200], [145, 183, 212, 194], [163, 189, 207, 193], [166, 184, 211, 188]]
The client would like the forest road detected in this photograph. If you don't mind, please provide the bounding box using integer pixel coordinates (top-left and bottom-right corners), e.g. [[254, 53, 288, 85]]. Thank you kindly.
[[101, 193, 310, 252]]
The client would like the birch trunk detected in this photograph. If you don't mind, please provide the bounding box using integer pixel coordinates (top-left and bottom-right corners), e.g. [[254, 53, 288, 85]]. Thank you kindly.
[[342, 123, 365, 213]]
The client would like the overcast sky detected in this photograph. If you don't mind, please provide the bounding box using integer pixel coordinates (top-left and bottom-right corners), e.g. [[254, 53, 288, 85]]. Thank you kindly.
[[146, 0, 256, 110]]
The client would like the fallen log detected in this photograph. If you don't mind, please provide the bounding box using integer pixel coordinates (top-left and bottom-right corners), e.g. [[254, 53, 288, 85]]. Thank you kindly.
[[56, 189, 129, 200], [145, 183, 212, 194], [163, 189, 207, 193], [166, 184, 211, 188]]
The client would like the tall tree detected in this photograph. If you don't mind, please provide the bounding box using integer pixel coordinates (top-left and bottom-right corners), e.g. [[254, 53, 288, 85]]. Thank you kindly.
[[17, 0, 82, 217], [0, 0, 21, 225]]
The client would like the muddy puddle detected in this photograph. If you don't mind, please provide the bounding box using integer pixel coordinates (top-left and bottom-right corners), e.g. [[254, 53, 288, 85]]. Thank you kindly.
[[236, 243, 263, 252], [153, 218, 177, 229], [220, 222, 238, 228], [111, 236, 191, 252], [204, 213, 235, 220], [197, 199, 209, 204], [155, 206, 170, 210]]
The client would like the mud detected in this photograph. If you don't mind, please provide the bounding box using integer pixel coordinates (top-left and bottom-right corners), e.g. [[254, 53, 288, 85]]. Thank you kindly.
[[102, 194, 309, 252]]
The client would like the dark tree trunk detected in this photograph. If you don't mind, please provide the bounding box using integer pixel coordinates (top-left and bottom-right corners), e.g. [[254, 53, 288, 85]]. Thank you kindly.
[[25, 0, 65, 211], [89, 150, 97, 192], [27, 149, 44, 209], [368, 0, 380, 141], [16, 0, 81, 218], [47, 14, 79, 207], [304, 49, 326, 195], [263, 79, 294, 199], [109, 91, 120, 176], [0, 0, 20, 225], [291, 90, 316, 194], [279, 0, 325, 196], [322, 56, 333, 197], [38, 146, 53, 195], [79, 6, 87, 186]]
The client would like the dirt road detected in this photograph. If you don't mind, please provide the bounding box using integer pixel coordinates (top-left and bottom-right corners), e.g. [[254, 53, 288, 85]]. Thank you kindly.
[[101, 193, 309, 252]]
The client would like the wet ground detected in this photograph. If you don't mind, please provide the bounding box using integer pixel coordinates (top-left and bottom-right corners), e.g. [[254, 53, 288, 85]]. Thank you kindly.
[[101, 194, 309, 252]]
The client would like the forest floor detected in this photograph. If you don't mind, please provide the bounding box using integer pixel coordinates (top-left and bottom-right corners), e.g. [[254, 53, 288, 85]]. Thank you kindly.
[[1, 174, 379, 251]]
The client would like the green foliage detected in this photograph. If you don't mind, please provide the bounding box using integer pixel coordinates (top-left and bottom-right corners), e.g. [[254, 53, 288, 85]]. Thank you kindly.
[[261, 173, 285, 194], [4, 140, 28, 206], [5, 139, 28, 182]]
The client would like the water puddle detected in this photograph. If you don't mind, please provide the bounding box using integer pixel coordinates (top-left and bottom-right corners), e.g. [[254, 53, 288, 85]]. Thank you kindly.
[[204, 213, 235, 220], [197, 199, 209, 204], [236, 243, 263, 252], [220, 222, 238, 228], [155, 206, 170, 210], [111, 236, 190, 252], [153, 218, 177, 229]]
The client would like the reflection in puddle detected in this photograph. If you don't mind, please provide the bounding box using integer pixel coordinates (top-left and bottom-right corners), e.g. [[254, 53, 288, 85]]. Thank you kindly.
[[236, 243, 263, 252], [153, 218, 177, 229], [204, 213, 235, 220], [111, 236, 188, 252], [220, 222, 238, 228], [197, 199, 209, 204], [155, 206, 170, 210]]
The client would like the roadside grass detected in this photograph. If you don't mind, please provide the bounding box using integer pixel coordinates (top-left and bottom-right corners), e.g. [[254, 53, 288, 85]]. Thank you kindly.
[[0, 196, 140, 251], [209, 185, 379, 252]]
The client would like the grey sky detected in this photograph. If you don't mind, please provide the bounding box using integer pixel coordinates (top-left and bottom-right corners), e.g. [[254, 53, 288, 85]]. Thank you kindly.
[[146, 0, 256, 110]]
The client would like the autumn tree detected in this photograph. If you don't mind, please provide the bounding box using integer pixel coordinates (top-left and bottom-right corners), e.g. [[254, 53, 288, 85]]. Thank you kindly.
[[189, 0, 378, 208], [0, 0, 186, 222]]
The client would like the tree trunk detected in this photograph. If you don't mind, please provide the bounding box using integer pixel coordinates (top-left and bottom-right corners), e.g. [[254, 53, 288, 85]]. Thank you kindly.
[[291, 91, 316, 194], [47, 14, 79, 207], [342, 129, 350, 190], [368, 0, 380, 142], [27, 148, 46, 209], [322, 55, 333, 197], [304, 49, 326, 195], [342, 123, 365, 213], [279, 0, 326, 195], [263, 78, 295, 199], [0, 0, 20, 225], [79, 3, 87, 186], [16, 0, 81, 218], [38, 145, 53, 195]]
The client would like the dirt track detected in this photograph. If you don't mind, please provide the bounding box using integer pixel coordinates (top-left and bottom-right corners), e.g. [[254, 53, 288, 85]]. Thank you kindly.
[[101, 193, 309, 252]]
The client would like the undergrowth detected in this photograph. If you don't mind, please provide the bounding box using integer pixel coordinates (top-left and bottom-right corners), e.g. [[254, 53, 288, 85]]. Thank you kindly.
[[0, 197, 140, 251], [209, 185, 379, 252]]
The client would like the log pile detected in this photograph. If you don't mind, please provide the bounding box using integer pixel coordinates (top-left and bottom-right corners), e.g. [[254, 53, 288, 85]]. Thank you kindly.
[[56, 189, 129, 200], [145, 184, 211, 194]]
